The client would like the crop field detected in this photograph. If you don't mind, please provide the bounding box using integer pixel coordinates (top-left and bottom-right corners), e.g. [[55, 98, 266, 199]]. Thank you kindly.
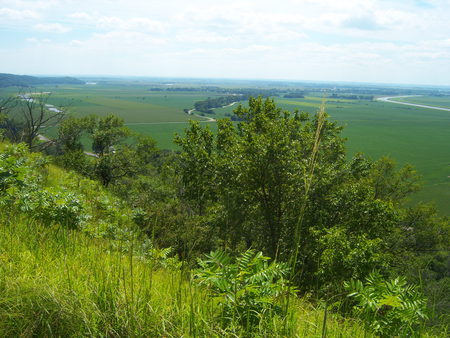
[[2, 84, 450, 215], [43, 85, 211, 123]]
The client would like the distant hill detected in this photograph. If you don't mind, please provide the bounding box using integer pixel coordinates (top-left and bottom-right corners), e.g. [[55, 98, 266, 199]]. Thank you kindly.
[[0, 73, 84, 87]]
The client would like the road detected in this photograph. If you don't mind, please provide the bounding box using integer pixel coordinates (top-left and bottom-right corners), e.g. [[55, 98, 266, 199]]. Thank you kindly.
[[376, 95, 450, 112]]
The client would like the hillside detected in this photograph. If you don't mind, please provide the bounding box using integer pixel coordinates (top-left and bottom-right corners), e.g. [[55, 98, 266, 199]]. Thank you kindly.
[[0, 141, 376, 337], [0, 73, 84, 87]]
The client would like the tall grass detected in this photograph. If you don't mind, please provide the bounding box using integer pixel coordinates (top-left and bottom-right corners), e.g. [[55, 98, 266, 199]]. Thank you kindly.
[[0, 212, 377, 337]]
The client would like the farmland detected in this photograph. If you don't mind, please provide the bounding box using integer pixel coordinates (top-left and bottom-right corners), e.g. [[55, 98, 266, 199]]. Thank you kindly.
[[2, 81, 450, 215]]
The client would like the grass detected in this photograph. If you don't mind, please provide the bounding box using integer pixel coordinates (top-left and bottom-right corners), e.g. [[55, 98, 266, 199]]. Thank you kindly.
[[0, 211, 373, 337]]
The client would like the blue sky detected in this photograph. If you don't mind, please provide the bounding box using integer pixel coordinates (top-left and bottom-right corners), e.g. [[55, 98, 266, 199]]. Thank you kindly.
[[1, 0, 450, 85]]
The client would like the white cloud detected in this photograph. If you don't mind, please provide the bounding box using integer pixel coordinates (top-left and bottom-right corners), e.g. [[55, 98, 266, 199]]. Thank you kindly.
[[176, 30, 233, 43], [2, 0, 450, 84], [34, 22, 71, 33], [98, 17, 165, 33], [68, 12, 92, 20], [68, 12, 166, 33], [0, 7, 39, 20]]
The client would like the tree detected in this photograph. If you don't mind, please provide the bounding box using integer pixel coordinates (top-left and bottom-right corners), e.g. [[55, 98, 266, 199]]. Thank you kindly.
[[176, 97, 346, 257], [0, 95, 18, 140], [175, 97, 423, 292], [16, 90, 67, 149], [91, 114, 130, 156], [58, 115, 95, 152], [174, 122, 215, 215], [56, 116, 96, 174], [94, 144, 139, 186], [0, 95, 16, 116], [56, 114, 156, 187]]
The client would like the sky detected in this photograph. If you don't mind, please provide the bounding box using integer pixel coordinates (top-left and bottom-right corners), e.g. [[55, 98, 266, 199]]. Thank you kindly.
[[1, 0, 450, 85]]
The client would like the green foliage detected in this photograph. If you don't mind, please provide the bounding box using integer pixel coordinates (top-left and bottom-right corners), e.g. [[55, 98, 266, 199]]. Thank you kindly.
[[314, 227, 390, 291], [0, 142, 44, 192], [194, 95, 239, 114], [174, 121, 215, 215], [391, 204, 450, 328], [93, 144, 139, 186], [16, 187, 84, 229], [91, 114, 130, 156], [369, 156, 421, 202], [56, 114, 159, 187], [345, 271, 428, 337], [195, 249, 294, 329], [0, 143, 84, 228], [175, 97, 424, 295], [58, 115, 93, 152]]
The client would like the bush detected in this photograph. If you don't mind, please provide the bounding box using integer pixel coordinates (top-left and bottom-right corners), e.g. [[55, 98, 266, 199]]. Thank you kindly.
[[194, 249, 294, 330], [345, 271, 428, 337], [18, 188, 84, 229], [0, 143, 84, 229]]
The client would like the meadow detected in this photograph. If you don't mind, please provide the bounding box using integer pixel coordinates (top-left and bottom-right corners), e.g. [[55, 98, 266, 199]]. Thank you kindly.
[[4, 83, 450, 215]]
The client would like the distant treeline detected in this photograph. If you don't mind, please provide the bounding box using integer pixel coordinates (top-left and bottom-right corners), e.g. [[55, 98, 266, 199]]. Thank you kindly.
[[192, 89, 282, 114], [149, 86, 281, 97], [284, 92, 305, 98], [330, 93, 374, 100], [329, 87, 448, 96], [0, 73, 84, 88], [148, 84, 450, 99], [194, 96, 241, 114]]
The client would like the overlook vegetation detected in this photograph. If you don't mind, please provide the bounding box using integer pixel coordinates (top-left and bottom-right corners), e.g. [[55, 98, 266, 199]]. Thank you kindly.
[[0, 89, 449, 336]]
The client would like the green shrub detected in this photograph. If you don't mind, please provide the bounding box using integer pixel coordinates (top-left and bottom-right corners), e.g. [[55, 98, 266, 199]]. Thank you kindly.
[[345, 271, 428, 337], [0, 143, 84, 229], [194, 249, 294, 330], [18, 188, 84, 229]]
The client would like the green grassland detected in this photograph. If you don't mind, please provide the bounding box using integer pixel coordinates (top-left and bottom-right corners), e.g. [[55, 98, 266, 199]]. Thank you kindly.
[[127, 122, 218, 150]]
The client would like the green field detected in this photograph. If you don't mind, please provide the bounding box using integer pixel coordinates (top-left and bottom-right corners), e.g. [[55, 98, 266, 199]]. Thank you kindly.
[[44, 85, 211, 123], [2, 84, 449, 215]]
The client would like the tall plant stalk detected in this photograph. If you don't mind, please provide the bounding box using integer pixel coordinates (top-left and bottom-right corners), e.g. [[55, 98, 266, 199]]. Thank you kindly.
[[285, 99, 327, 320]]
